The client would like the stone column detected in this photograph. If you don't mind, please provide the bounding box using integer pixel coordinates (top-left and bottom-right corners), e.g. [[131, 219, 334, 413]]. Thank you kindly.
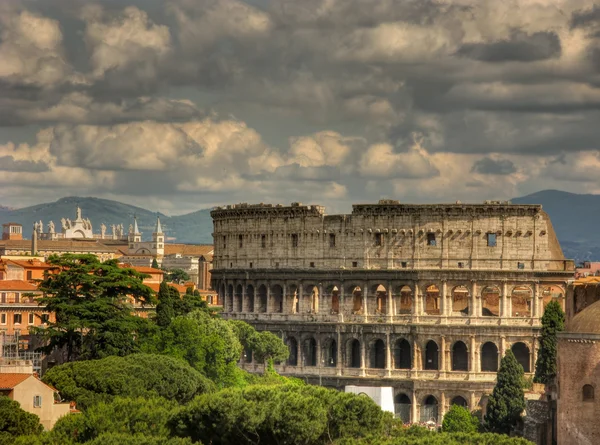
[[470, 280, 477, 317], [441, 280, 448, 316], [440, 391, 447, 419], [360, 338, 366, 377], [298, 281, 303, 313], [532, 337, 538, 372], [469, 335, 476, 373], [387, 282, 393, 317], [533, 282, 540, 320], [316, 336, 322, 368], [386, 333, 392, 376], [472, 280, 478, 318], [440, 335, 446, 372], [363, 282, 369, 319], [241, 284, 246, 314], [266, 283, 271, 313], [339, 283, 345, 322], [336, 331, 343, 376], [319, 283, 325, 314], [413, 282, 421, 316], [411, 390, 418, 424], [500, 336, 506, 359], [500, 280, 507, 319]]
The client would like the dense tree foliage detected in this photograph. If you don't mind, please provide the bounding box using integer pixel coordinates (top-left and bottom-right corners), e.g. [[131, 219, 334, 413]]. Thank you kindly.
[[484, 350, 526, 435], [42, 354, 214, 410], [442, 405, 480, 433], [155, 281, 178, 328], [165, 269, 190, 284], [534, 300, 565, 384], [230, 320, 289, 364], [33, 254, 155, 361], [151, 258, 159, 269], [0, 396, 43, 440]]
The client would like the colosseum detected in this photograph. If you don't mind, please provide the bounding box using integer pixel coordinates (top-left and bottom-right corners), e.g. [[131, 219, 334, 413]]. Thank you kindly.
[[210, 200, 573, 423]]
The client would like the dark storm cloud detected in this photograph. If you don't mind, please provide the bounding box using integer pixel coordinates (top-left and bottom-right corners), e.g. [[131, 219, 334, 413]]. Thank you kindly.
[[456, 31, 561, 62], [571, 5, 600, 30], [0, 155, 49, 172], [471, 157, 517, 175]]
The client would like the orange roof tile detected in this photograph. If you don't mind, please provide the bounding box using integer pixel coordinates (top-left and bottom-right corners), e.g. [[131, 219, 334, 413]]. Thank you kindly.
[[0, 373, 32, 389], [0, 280, 38, 291], [6, 259, 54, 269], [146, 282, 188, 294], [119, 265, 164, 275], [163, 244, 214, 256]]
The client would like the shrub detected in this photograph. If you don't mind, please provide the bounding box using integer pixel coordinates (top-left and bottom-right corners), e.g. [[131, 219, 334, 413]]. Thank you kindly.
[[442, 405, 480, 433]]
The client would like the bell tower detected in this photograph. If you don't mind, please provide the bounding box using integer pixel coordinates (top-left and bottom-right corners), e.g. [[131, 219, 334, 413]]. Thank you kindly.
[[152, 215, 164, 256]]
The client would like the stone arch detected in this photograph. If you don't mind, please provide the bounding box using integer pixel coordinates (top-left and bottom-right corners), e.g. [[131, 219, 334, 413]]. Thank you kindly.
[[271, 284, 283, 313], [450, 395, 468, 408], [394, 338, 411, 369], [303, 337, 317, 366], [511, 285, 533, 317], [542, 285, 565, 312], [481, 342, 499, 372], [583, 384, 595, 401], [369, 338, 386, 369], [397, 285, 413, 314], [424, 340, 439, 370], [451, 341, 468, 371], [394, 393, 411, 423], [372, 284, 388, 315], [235, 284, 243, 312], [304, 285, 319, 313], [511, 342, 531, 372], [257, 284, 268, 313], [348, 285, 363, 314], [323, 337, 337, 367], [481, 286, 500, 317], [424, 284, 440, 315], [420, 395, 439, 423], [452, 285, 469, 314], [287, 337, 299, 366], [245, 284, 255, 312], [347, 338, 361, 368], [328, 285, 341, 314]]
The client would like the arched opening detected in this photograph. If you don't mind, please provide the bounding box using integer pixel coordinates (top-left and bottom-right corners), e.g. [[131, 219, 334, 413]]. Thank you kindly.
[[351, 286, 363, 313], [425, 340, 439, 370], [287, 337, 298, 366], [451, 341, 468, 371], [304, 337, 317, 366], [331, 286, 340, 314], [235, 284, 243, 312], [375, 284, 387, 314], [394, 339, 411, 369], [421, 395, 439, 423], [481, 286, 500, 317], [258, 285, 268, 313], [245, 285, 255, 312], [370, 339, 386, 369], [323, 338, 337, 367], [542, 285, 564, 312], [424, 285, 440, 315], [511, 286, 533, 317], [511, 342, 531, 372], [271, 284, 283, 313], [348, 339, 361, 368], [452, 285, 469, 314], [583, 384, 595, 401], [227, 284, 234, 311], [481, 342, 499, 372], [394, 393, 411, 423], [451, 396, 468, 408], [398, 285, 413, 314]]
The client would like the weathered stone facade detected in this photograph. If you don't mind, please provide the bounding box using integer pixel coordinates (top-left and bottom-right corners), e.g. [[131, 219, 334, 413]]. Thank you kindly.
[[211, 200, 573, 424]]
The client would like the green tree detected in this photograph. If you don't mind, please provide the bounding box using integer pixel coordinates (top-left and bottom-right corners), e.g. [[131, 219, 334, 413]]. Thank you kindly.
[[534, 300, 565, 384], [155, 282, 178, 328], [249, 331, 289, 364], [0, 396, 43, 438], [165, 269, 190, 284], [32, 254, 155, 361], [442, 405, 480, 433], [484, 350, 526, 435], [151, 258, 159, 269], [85, 433, 192, 445], [42, 354, 214, 410]]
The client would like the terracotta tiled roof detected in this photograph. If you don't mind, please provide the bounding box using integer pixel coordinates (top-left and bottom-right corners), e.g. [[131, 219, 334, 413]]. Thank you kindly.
[[0, 239, 116, 253], [5, 259, 53, 269], [0, 280, 38, 291], [120, 265, 164, 275], [0, 373, 31, 389], [146, 282, 188, 294], [163, 244, 214, 256]]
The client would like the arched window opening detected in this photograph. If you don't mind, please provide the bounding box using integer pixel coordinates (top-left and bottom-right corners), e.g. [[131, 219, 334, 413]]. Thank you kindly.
[[452, 341, 468, 371], [421, 395, 439, 423], [398, 285, 413, 314], [258, 285, 268, 313], [481, 342, 499, 372], [542, 285, 564, 312], [235, 284, 243, 312], [348, 339, 361, 368], [245, 285, 255, 313], [324, 339, 337, 367], [425, 285, 440, 315], [304, 338, 317, 366], [351, 286, 363, 314], [310, 286, 319, 313], [271, 285, 283, 313], [227, 284, 234, 311], [425, 340, 439, 370], [511, 286, 533, 317], [511, 342, 531, 373], [394, 339, 411, 369], [331, 286, 340, 314], [394, 394, 411, 423], [481, 286, 500, 317], [370, 339, 386, 369], [452, 285, 469, 314], [451, 396, 468, 408], [375, 284, 387, 315], [287, 337, 298, 366], [583, 384, 595, 401]]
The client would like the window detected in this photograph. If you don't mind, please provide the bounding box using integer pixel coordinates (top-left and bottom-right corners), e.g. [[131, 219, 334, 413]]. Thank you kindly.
[[517, 262, 525, 270], [261, 234, 266, 248], [458, 262, 464, 268], [310, 262, 315, 268], [487, 233, 497, 247], [33, 395, 42, 408], [223, 235, 227, 249], [329, 233, 336, 248], [14, 293, 19, 303], [13, 313, 22, 325], [230, 262, 233, 268], [27, 271, 33, 280], [0, 314, 5, 325], [583, 384, 594, 401], [401, 261, 407, 268], [352, 261, 358, 268], [275, 262, 280, 268], [0, 293, 5, 303], [238, 234, 243, 248], [375, 233, 382, 246], [28, 313, 34, 324], [41, 314, 49, 324], [291, 234, 299, 247], [249, 262, 253, 269], [427, 233, 436, 246]]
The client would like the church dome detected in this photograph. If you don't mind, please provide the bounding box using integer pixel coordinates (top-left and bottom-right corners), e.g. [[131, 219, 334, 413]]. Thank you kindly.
[[567, 299, 600, 334]]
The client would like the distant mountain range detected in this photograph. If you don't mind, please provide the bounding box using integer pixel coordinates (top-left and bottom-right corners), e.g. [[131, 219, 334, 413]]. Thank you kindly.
[[0, 190, 598, 262]]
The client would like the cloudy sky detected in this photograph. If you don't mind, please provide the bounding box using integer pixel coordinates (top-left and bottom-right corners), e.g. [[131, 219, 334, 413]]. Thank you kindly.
[[1, 0, 600, 214]]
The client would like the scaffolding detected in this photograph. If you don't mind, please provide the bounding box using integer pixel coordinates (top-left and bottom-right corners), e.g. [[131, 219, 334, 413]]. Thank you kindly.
[[0, 331, 42, 376]]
